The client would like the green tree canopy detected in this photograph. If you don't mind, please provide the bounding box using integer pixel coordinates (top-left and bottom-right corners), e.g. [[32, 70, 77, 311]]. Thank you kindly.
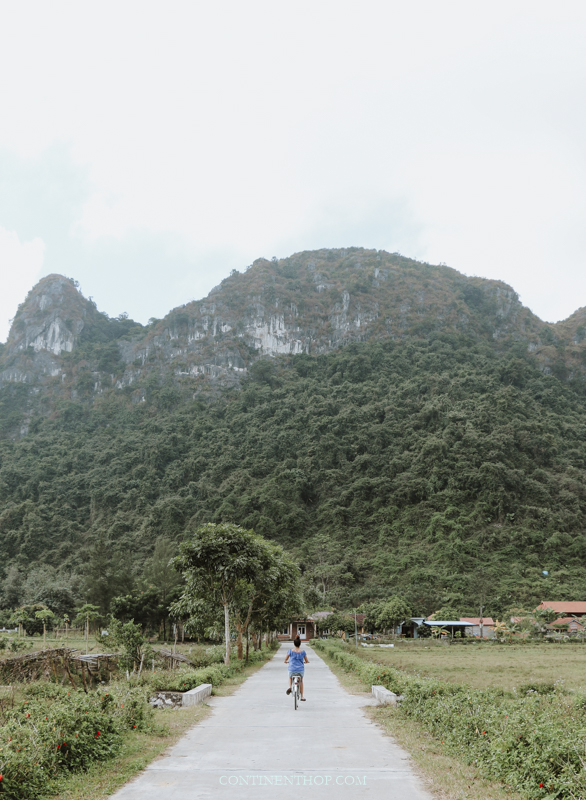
[[377, 597, 412, 633], [172, 523, 270, 664]]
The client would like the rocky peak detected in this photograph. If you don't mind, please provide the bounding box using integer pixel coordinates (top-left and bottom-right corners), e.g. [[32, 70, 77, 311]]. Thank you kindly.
[[0, 249, 584, 416], [7, 274, 88, 356]]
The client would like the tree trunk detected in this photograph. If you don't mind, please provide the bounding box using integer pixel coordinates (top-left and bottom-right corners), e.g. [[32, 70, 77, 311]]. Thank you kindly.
[[224, 604, 231, 665], [236, 615, 243, 660], [246, 631, 250, 663]]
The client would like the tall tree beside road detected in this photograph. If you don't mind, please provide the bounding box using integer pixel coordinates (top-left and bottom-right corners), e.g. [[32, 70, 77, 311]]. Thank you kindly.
[[172, 523, 268, 664]]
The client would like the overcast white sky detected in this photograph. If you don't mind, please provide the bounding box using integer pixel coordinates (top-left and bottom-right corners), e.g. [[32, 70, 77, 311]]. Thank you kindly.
[[1, 1, 585, 341]]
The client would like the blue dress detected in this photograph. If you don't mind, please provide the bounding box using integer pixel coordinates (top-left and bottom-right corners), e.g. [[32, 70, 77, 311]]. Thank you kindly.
[[288, 649, 306, 675]]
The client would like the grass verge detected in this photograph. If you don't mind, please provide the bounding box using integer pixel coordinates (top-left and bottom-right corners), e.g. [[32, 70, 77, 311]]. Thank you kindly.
[[320, 644, 524, 800], [314, 640, 580, 800]]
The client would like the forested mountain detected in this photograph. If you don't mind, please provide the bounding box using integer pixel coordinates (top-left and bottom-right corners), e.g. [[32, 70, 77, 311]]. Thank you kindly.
[[2, 248, 586, 619]]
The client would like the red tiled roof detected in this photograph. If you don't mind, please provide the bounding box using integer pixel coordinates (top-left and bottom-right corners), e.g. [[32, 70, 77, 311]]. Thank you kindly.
[[547, 616, 585, 628], [536, 602, 586, 614], [460, 617, 495, 626]]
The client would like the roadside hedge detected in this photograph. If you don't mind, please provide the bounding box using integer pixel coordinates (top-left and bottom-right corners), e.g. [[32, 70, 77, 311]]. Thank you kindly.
[[314, 640, 586, 799], [150, 643, 279, 692]]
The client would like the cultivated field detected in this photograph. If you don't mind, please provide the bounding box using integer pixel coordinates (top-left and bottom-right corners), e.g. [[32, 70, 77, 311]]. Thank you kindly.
[[353, 641, 586, 692]]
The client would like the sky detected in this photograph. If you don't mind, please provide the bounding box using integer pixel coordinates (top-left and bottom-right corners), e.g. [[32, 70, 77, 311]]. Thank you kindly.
[[0, 1, 585, 341]]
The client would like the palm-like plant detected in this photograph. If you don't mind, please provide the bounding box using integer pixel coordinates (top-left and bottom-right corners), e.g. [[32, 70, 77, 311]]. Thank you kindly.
[[494, 619, 511, 641]]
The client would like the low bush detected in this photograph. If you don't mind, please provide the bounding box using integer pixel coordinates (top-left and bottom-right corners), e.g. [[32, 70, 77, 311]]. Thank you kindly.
[[150, 663, 235, 692], [187, 645, 225, 668], [0, 682, 155, 800], [314, 640, 586, 799], [150, 643, 279, 692]]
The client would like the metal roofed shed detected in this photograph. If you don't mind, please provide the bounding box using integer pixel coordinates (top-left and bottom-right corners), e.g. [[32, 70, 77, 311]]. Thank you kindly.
[[423, 620, 474, 639]]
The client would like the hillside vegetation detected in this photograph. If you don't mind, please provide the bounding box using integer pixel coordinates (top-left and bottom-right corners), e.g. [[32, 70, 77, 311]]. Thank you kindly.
[[2, 327, 586, 618]]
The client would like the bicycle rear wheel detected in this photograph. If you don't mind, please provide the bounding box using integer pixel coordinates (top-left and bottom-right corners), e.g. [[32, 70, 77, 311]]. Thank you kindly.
[[294, 686, 298, 710]]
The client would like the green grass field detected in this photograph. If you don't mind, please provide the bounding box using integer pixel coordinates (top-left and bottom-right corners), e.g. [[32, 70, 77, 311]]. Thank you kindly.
[[352, 641, 586, 692]]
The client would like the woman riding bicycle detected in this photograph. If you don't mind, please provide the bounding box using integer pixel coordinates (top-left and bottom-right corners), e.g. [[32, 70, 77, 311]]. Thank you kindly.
[[285, 636, 309, 701]]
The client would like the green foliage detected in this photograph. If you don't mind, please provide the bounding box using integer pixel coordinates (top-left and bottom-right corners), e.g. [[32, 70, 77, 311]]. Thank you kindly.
[[73, 604, 101, 629], [142, 537, 183, 604], [148, 642, 278, 692], [106, 618, 151, 673], [172, 523, 301, 663], [0, 682, 153, 800], [9, 605, 48, 636], [428, 606, 462, 621], [5, 335, 586, 616], [376, 597, 412, 631], [110, 585, 181, 638], [359, 602, 384, 634], [315, 640, 586, 799], [323, 610, 355, 637]]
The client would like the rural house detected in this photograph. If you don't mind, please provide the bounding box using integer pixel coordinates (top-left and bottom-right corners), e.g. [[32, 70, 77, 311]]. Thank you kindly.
[[546, 616, 585, 634], [277, 616, 321, 641]]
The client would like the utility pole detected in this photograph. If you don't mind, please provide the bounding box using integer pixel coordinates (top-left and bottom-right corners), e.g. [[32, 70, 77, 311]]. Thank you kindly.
[[479, 604, 484, 640]]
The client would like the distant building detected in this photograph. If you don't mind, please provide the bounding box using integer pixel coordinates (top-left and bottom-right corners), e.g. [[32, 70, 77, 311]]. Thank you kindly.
[[277, 618, 316, 641], [398, 617, 426, 637], [546, 616, 585, 634], [460, 617, 496, 638], [277, 612, 336, 642], [423, 620, 474, 637], [536, 601, 586, 617], [276, 611, 369, 642]]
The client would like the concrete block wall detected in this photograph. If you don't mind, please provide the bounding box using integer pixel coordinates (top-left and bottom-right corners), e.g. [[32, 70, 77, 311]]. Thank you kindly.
[[182, 683, 213, 706], [371, 685, 402, 706]]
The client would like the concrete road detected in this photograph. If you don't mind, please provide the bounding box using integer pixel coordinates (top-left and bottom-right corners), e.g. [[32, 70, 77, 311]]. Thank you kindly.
[[111, 643, 432, 799]]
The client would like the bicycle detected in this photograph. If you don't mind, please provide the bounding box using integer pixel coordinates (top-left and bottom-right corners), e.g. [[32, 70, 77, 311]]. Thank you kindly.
[[291, 671, 302, 710]]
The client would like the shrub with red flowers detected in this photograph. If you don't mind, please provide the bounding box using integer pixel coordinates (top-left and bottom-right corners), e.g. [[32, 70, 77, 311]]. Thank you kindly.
[[0, 683, 154, 800]]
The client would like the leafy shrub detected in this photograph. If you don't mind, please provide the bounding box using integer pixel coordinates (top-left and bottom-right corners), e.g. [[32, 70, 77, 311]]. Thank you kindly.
[[0, 682, 153, 800], [150, 664, 234, 692], [183, 645, 225, 669], [150, 644, 278, 692], [518, 682, 558, 696]]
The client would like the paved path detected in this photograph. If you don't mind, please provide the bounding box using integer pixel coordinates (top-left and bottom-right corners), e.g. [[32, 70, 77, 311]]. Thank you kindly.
[[111, 644, 432, 799]]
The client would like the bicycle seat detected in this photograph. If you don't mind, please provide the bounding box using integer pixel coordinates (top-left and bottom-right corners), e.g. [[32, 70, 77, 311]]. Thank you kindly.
[[290, 671, 303, 677]]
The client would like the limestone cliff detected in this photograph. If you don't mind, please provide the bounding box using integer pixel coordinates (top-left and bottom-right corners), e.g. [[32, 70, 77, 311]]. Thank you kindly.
[[0, 248, 584, 421]]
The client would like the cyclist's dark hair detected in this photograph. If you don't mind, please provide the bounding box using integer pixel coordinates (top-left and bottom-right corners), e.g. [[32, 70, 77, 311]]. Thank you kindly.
[[293, 636, 301, 648]]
